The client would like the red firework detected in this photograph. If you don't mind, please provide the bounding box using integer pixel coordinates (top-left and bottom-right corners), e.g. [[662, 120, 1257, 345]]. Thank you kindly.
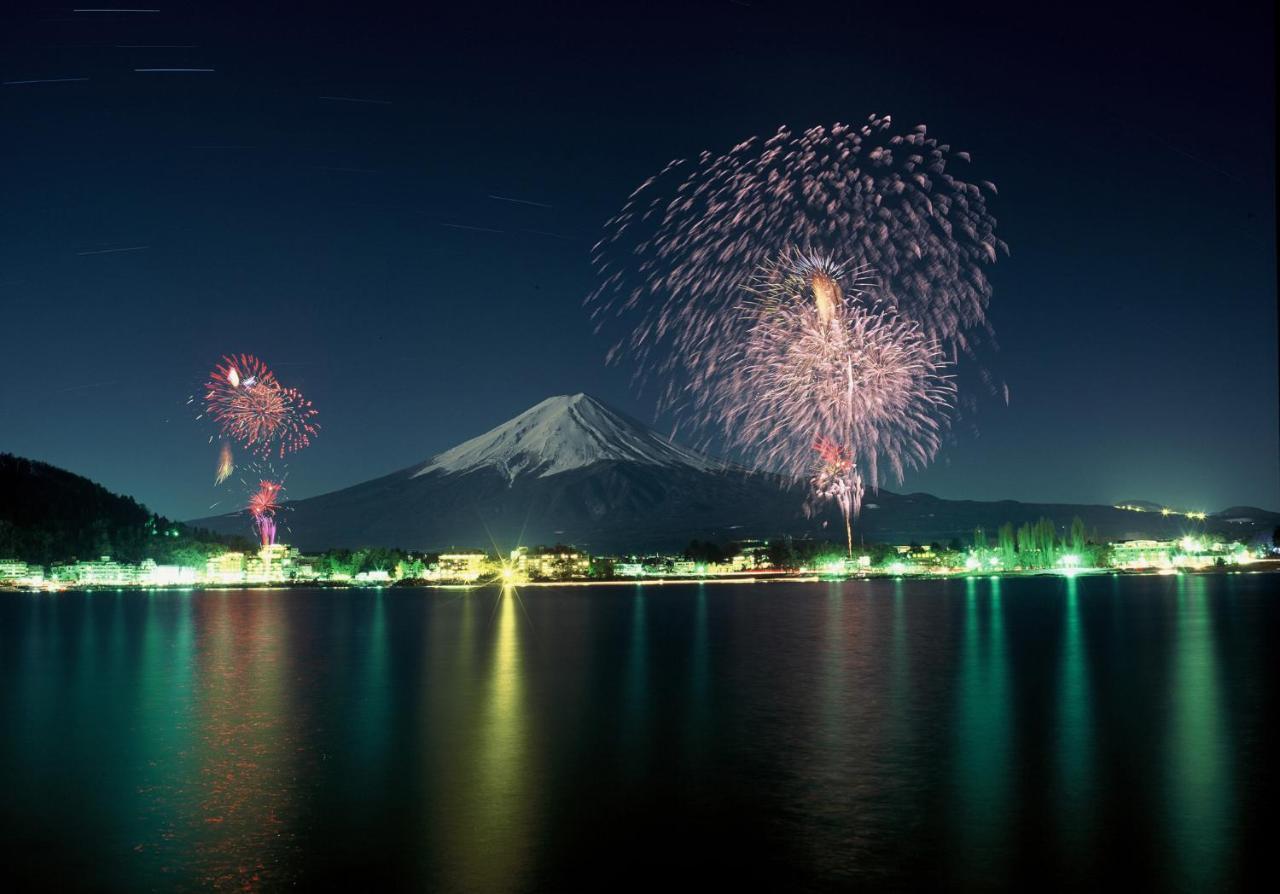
[[247, 479, 283, 516], [813, 437, 854, 472], [275, 386, 319, 455], [203, 354, 319, 457], [247, 479, 283, 546]]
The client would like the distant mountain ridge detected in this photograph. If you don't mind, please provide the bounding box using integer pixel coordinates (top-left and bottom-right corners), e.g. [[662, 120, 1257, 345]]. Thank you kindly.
[[187, 394, 1280, 552]]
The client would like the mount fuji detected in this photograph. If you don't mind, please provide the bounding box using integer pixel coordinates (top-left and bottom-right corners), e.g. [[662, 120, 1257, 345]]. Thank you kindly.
[[192, 394, 824, 552], [411, 393, 723, 483], [189, 393, 1280, 553]]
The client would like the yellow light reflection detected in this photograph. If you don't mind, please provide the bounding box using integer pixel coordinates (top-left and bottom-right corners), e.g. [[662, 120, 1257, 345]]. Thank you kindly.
[[442, 586, 536, 891]]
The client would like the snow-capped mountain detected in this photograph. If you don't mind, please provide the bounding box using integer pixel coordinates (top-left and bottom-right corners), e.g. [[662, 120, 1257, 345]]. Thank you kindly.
[[191, 393, 816, 551], [188, 394, 1280, 552], [412, 394, 721, 482]]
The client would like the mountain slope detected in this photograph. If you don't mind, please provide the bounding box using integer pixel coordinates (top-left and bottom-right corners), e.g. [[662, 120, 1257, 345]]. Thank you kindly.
[[414, 393, 720, 481], [187, 394, 1280, 552], [0, 453, 244, 565], [191, 393, 817, 550]]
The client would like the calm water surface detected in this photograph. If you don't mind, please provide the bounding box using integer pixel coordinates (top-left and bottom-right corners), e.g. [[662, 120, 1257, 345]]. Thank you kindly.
[[1, 574, 1274, 891]]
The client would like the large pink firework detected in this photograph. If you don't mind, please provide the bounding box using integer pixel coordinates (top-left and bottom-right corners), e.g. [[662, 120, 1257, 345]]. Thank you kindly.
[[587, 114, 1004, 420], [709, 251, 956, 556], [203, 354, 319, 458]]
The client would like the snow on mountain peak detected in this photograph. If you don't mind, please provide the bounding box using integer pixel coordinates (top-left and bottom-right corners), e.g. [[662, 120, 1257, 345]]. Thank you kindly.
[[412, 393, 721, 482]]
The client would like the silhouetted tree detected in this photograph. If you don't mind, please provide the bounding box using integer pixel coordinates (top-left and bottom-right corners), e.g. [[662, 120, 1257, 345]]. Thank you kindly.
[[1070, 517, 1087, 554], [997, 523, 1016, 567], [973, 527, 987, 551]]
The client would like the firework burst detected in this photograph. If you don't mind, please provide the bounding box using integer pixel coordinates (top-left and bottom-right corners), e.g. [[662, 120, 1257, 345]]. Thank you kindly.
[[247, 479, 283, 546], [203, 354, 319, 458], [587, 114, 1004, 418], [705, 252, 955, 555]]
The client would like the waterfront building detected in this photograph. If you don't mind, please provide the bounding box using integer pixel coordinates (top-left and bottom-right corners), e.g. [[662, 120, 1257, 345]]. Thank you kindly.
[[435, 552, 491, 582], [138, 560, 198, 587], [245, 543, 301, 583], [640, 557, 672, 575], [510, 546, 592, 581], [734, 540, 772, 570], [615, 561, 644, 578], [0, 560, 44, 586], [1109, 539, 1176, 569], [259, 543, 299, 565], [820, 557, 872, 575], [206, 551, 247, 585], [49, 556, 138, 587]]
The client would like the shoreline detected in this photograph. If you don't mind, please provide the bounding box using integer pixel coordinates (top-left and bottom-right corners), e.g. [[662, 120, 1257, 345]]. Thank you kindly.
[[5, 562, 1276, 594]]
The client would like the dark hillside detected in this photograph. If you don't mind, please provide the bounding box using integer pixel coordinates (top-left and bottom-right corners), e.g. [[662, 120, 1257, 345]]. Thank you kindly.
[[0, 453, 247, 565]]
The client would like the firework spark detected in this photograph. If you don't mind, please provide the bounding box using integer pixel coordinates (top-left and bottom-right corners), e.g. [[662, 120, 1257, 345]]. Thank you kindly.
[[587, 114, 1004, 419], [203, 354, 319, 457], [214, 441, 234, 485], [812, 437, 864, 559]]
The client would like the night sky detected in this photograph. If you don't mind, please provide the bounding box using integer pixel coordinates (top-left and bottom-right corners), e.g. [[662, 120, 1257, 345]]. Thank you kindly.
[[2, 0, 1275, 521]]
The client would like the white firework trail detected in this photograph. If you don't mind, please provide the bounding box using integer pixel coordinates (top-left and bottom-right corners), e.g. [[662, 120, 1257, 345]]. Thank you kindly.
[[587, 113, 1004, 425]]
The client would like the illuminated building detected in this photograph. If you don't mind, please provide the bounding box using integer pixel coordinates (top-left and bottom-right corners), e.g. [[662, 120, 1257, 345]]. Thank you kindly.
[[138, 559, 198, 587], [49, 556, 139, 587], [259, 543, 298, 565], [734, 540, 772, 569], [510, 547, 592, 581], [205, 551, 247, 585], [435, 553, 491, 582], [1109, 540, 1176, 569], [0, 560, 44, 586], [887, 544, 946, 573], [247, 543, 301, 582]]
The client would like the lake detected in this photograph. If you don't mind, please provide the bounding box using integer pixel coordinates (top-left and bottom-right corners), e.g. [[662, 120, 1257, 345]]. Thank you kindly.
[[0, 574, 1273, 891]]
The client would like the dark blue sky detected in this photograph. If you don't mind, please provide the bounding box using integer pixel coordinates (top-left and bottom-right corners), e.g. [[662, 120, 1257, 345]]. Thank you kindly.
[[2, 0, 1275, 520]]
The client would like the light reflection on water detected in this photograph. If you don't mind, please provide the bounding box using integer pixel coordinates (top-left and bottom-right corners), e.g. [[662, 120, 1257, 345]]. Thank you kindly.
[[187, 594, 300, 890], [1055, 575, 1095, 863], [950, 576, 1012, 882], [1166, 574, 1232, 890], [0, 575, 1272, 891], [621, 589, 649, 775]]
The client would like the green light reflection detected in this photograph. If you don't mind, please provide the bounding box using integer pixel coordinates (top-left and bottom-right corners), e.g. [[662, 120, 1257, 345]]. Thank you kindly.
[[622, 591, 650, 774], [355, 592, 390, 766], [951, 576, 1012, 878], [1166, 574, 1232, 889], [685, 586, 710, 759], [1055, 575, 1093, 851]]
